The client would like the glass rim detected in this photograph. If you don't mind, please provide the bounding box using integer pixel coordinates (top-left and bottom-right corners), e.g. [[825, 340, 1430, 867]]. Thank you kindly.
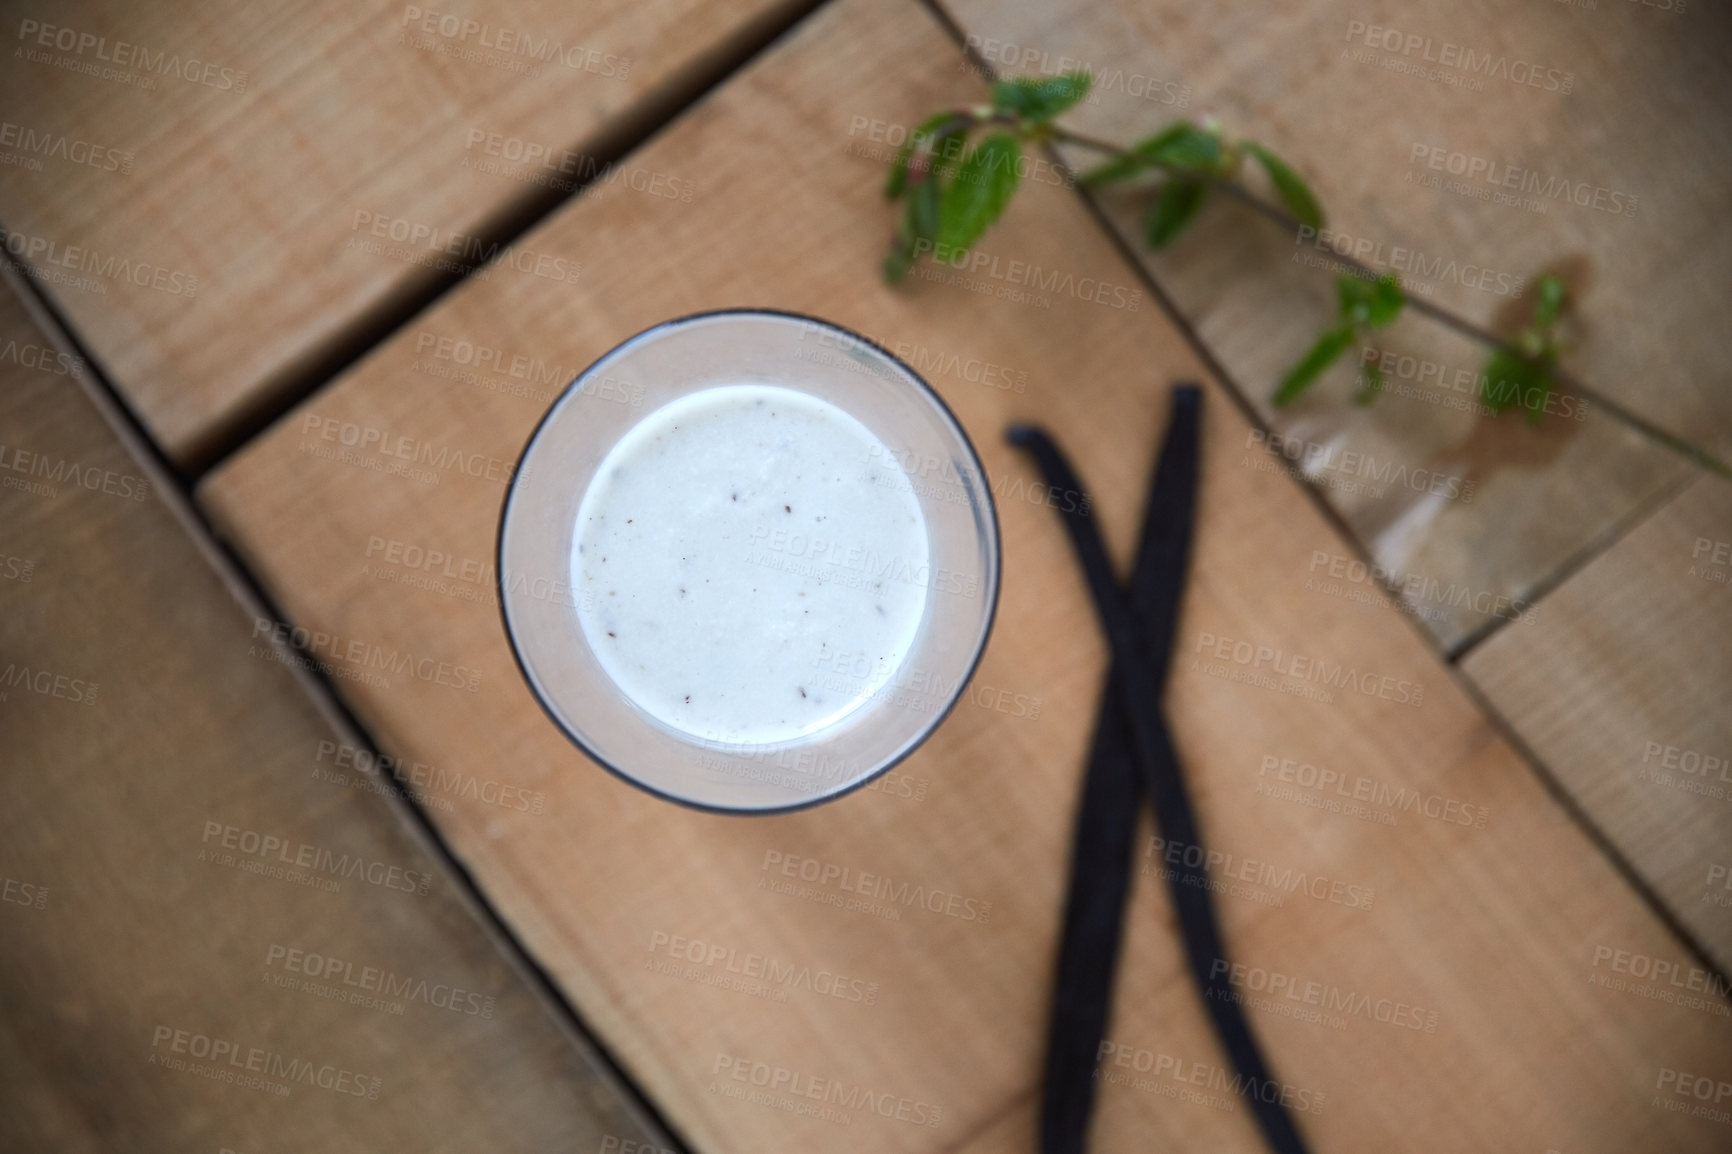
[[495, 306, 1003, 816]]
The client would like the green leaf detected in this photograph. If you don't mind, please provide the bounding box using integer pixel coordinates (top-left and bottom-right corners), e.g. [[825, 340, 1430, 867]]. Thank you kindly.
[[1275, 325, 1354, 406], [883, 245, 913, 283], [1077, 122, 1220, 188], [1354, 362, 1384, 405], [1332, 273, 1402, 329], [1144, 178, 1206, 248], [1481, 348, 1543, 414], [990, 71, 1092, 122], [885, 112, 962, 200], [1520, 355, 1556, 421], [1532, 272, 1566, 330], [1336, 275, 1373, 325], [910, 179, 942, 247], [884, 179, 944, 284], [936, 133, 1022, 256], [1142, 122, 1222, 171], [1367, 274, 1404, 328], [886, 153, 910, 201], [1243, 142, 1324, 230]]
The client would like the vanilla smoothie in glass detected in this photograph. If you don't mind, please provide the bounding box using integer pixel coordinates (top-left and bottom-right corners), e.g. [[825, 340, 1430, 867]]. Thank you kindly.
[[572, 384, 931, 746], [499, 311, 999, 813]]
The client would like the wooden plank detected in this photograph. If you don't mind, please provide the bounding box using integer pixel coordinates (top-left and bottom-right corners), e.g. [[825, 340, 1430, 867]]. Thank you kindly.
[[0, 280, 670, 1153], [198, 0, 1732, 1149], [1463, 472, 1732, 974], [937, 0, 1723, 649], [0, 0, 807, 466]]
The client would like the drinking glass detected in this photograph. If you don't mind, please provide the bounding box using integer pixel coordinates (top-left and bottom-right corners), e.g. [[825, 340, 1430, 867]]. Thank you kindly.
[[498, 309, 1000, 813]]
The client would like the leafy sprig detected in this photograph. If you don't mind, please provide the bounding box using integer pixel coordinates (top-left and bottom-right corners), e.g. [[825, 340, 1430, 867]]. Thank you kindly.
[[877, 71, 1591, 429], [884, 73, 1092, 282], [1277, 274, 1405, 406], [1079, 121, 1323, 249], [1481, 273, 1567, 421]]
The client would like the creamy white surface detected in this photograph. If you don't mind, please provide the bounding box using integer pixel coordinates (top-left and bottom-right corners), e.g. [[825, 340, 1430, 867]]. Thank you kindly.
[[571, 384, 930, 745]]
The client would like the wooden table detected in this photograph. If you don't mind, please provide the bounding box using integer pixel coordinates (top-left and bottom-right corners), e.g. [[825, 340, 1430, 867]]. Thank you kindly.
[[3, 0, 1728, 1149]]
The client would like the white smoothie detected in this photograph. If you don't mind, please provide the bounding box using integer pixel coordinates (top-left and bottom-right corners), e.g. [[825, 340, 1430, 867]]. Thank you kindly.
[[571, 384, 930, 745]]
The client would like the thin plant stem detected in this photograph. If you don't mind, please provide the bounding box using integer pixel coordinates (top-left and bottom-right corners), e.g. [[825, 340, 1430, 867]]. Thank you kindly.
[[1044, 125, 1730, 479]]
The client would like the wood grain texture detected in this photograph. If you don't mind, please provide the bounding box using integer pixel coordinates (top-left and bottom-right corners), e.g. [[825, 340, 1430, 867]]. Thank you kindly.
[[0, 279, 670, 1153], [940, 0, 1724, 649], [0, 0, 805, 465], [198, 0, 1732, 1149], [1463, 472, 1732, 975]]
